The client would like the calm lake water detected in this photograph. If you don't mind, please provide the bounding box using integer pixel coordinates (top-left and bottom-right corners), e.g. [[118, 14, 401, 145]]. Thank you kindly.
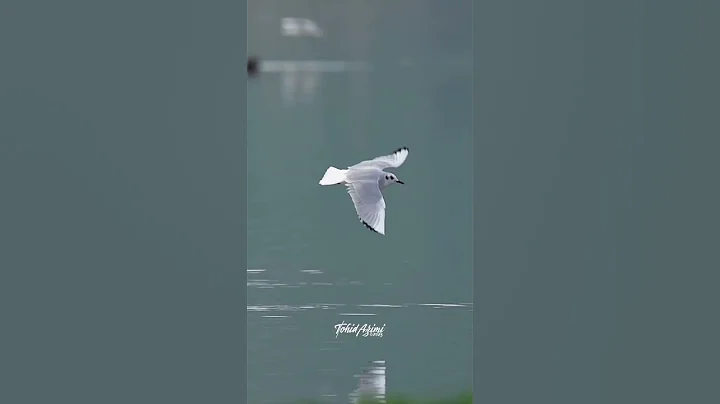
[[247, 1, 473, 402]]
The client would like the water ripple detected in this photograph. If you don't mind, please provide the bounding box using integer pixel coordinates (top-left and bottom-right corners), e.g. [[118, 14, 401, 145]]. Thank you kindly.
[[248, 302, 472, 313]]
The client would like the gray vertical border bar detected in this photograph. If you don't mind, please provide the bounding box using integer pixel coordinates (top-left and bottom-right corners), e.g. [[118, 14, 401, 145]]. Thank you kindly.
[[474, 1, 720, 403], [0, 0, 247, 402]]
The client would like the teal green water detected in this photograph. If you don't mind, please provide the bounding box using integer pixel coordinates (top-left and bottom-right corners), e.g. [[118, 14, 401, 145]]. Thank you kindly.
[[247, 1, 472, 402]]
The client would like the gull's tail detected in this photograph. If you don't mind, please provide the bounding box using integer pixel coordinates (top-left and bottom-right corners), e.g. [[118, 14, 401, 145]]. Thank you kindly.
[[319, 166, 347, 185]]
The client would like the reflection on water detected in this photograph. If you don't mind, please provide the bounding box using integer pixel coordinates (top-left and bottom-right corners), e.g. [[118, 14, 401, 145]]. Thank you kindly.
[[257, 60, 371, 106], [247, 268, 473, 317], [247, 268, 472, 403], [350, 361, 386, 404], [259, 60, 370, 73]]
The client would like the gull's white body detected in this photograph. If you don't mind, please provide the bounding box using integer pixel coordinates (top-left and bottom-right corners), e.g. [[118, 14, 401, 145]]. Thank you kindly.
[[319, 147, 409, 235]]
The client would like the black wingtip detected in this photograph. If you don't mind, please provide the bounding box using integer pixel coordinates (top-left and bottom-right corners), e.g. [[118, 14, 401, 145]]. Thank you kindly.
[[393, 146, 409, 154], [361, 219, 382, 234]]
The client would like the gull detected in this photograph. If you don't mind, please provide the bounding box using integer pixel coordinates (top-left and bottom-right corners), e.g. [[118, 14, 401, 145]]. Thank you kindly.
[[319, 147, 409, 235]]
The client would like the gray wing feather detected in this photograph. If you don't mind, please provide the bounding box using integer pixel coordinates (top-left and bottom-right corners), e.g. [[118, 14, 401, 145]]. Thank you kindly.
[[345, 181, 386, 235]]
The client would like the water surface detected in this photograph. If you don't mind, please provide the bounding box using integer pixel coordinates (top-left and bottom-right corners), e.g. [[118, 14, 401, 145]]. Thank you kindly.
[[248, 1, 472, 402]]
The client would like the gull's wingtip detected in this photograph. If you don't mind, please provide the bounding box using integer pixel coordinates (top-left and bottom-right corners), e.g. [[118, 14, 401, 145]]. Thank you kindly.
[[362, 220, 385, 235]]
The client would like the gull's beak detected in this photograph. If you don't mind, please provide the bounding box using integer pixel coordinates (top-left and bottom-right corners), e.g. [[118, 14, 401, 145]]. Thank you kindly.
[[396, 180, 404, 185]]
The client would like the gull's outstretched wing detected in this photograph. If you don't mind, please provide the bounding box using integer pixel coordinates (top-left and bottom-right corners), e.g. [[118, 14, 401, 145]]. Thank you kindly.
[[345, 181, 386, 235], [350, 147, 409, 170]]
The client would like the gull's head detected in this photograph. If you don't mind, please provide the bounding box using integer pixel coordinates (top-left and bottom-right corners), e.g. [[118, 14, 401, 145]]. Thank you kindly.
[[382, 173, 404, 188]]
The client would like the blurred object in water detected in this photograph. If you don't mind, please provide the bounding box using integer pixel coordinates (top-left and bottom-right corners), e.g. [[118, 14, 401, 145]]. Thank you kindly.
[[247, 56, 260, 76], [350, 360, 386, 404], [281, 17, 324, 37]]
